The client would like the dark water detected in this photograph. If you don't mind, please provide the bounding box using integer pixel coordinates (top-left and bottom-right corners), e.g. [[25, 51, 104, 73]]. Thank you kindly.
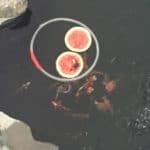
[[0, 0, 150, 150]]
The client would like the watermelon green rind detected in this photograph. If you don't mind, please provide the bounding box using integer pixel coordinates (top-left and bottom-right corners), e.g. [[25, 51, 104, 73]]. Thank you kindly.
[[65, 26, 92, 53], [56, 51, 84, 78]]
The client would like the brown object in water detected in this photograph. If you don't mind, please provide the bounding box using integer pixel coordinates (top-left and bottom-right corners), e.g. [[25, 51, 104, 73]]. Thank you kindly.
[[75, 74, 97, 97], [86, 86, 95, 95], [103, 80, 117, 92], [95, 97, 113, 112], [51, 100, 71, 112], [82, 53, 89, 70]]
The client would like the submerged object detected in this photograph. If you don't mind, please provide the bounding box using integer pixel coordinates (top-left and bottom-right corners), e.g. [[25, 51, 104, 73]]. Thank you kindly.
[[0, 0, 28, 26], [95, 96, 113, 112], [103, 80, 117, 93]]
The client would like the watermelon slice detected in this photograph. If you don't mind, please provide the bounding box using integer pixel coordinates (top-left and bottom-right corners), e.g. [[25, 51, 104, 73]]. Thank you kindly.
[[56, 51, 84, 78], [65, 26, 92, 52]]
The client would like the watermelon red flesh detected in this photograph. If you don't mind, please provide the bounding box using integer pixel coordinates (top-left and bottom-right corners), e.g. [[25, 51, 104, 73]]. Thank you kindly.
[[67, 29, 89, 50], [58, 54, 81, 75]]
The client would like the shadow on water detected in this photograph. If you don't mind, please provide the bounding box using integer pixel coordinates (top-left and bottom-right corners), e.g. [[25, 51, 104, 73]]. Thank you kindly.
[[0, 9, 32, 30], [10, 9, 32, 29]]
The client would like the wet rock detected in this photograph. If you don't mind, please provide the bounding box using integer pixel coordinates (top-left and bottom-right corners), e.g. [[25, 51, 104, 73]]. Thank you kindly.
[[128, 106, 150, 135], [128, 76, 150, 135], [0, 112, 59, 150], [0, 0, 28, 25]]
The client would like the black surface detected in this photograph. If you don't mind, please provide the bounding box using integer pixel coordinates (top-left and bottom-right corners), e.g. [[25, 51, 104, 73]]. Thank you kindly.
[[0, 0, 150, 150]]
